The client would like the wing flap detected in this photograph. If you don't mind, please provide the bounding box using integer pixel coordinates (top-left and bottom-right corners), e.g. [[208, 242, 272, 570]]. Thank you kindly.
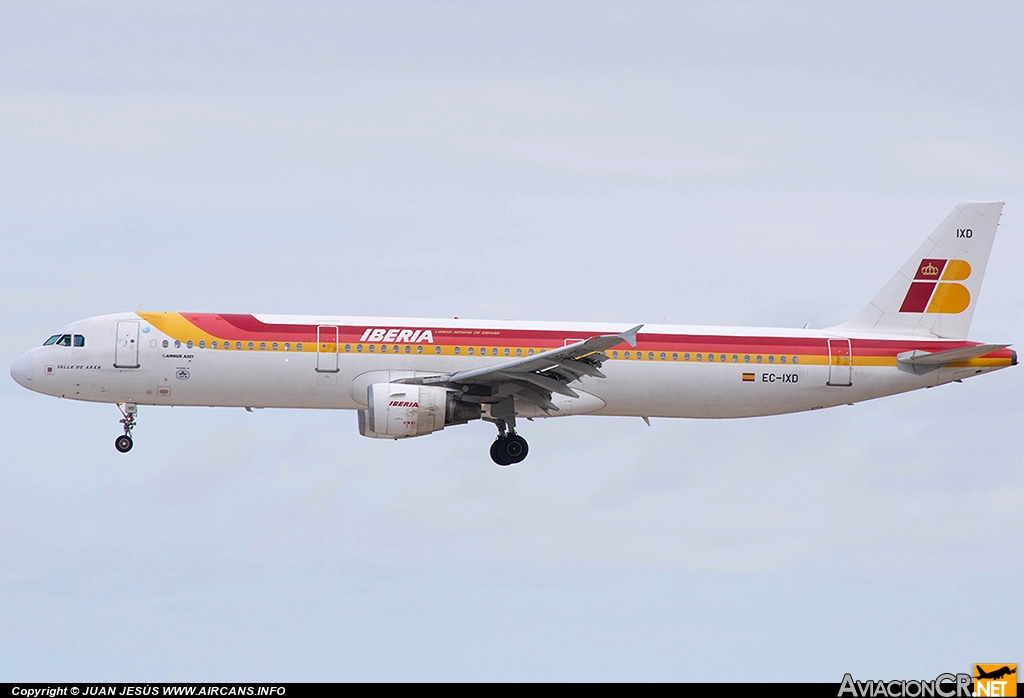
[[419, 324, 641, 386]]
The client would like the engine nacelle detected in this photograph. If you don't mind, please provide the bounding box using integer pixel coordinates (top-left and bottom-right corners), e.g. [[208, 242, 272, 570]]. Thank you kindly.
[[358, 383, 481, 439]]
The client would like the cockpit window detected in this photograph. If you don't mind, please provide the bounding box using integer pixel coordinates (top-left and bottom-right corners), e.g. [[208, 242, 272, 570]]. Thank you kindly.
[[43, 335, 61, 346], [73, 335, 85, 347], [56, 334, 72, 347]]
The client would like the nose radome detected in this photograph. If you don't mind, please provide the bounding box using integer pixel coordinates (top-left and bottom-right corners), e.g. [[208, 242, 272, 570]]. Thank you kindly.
[[10, 352, 32, 389]]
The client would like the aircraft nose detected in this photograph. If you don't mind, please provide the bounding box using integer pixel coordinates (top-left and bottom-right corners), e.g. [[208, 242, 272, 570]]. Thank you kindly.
[[10, 352, 33, 389]]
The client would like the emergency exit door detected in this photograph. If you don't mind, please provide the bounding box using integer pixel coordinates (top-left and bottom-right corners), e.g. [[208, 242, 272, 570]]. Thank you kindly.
[[827, 338, 852, 386], [316, 325, 339, 373], [114, 321, 140, 368]]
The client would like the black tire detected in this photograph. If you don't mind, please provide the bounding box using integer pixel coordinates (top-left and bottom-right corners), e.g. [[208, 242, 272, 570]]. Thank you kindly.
[[115, 435, 133, 453], [500, 434, 529, 464], [490, 438, 512, 466]]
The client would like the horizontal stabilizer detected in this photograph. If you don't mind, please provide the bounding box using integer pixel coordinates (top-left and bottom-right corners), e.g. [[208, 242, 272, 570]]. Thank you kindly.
[[896, 343, 1009, 374]]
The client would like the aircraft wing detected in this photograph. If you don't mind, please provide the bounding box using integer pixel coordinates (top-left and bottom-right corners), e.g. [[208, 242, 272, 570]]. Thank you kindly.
[[403, 324, 642, 412]]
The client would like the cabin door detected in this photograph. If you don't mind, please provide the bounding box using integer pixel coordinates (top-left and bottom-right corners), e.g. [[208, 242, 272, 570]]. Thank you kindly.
[[316, 325, 339, 373], [114, 321, 141, 368], [827, 338, 852, 386]]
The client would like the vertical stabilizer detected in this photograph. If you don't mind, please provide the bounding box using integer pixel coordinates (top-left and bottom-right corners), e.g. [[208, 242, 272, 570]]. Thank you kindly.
[[832, 202, 1003, 339]]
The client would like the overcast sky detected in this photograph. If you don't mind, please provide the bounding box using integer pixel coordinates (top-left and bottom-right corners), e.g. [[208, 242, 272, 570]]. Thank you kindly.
[[2, 1, 1022, 681]]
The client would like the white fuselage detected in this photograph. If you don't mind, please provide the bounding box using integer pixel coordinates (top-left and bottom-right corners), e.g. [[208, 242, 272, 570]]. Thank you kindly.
[[10, 312, 1014, 421]]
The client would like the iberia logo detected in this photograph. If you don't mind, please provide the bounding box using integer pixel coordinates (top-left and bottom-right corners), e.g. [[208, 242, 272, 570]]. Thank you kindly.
[[974, 664, 1017, 697], [899, 258, 972, 314]]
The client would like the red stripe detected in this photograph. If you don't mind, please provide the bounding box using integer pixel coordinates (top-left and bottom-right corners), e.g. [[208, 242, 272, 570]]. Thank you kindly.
[[899, 282, 935, 313], [172, 314, 1013, 361]]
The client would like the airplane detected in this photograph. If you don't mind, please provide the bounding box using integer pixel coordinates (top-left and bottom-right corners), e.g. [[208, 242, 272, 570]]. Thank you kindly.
[[975, 666, 1017, 681], [9, 201, 1016, 466]]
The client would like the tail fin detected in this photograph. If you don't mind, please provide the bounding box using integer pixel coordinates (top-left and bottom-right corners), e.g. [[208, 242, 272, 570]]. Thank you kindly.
[[833, 201, 1004, 339]]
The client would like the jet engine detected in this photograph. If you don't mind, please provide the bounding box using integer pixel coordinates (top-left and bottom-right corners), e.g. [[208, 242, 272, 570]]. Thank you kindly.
[[357, 383, 481, 439]]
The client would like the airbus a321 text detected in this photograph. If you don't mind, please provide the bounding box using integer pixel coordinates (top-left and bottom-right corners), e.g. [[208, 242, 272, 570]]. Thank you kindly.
[[10, 202, 1015, 465]]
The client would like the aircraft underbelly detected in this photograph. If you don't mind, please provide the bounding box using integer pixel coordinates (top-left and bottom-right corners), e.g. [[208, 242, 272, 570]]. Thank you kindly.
[[589, 362, 938, 418]]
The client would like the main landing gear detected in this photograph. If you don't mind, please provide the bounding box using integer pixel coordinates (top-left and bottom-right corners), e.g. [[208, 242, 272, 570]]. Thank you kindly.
[[489, 413, 529, 466], [490, 433, 529, 466], [115, 403, 137, 453]]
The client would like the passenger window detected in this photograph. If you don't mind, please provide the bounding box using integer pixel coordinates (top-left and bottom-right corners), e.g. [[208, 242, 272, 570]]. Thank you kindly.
[[624, 351, 631, 359], [435, 346, 441, 354], [211, 341, 218, 349], [612, 351, 619, 358], [393, 345, 399, 354], [343, 344, 350, 352], [684, 353, 690, 361], [756, 355, 763, 363], [492, 348, 498, 356], [660, 352, 666, 360], [199, 341, 205, 349], [769, 355, 775, 363], [73, 335, 85, 347], [286, 343, 292, 351], [272, 342, 279, 351], [175, 340, 182, 349], [162, 340, 169, 348], [696, 353, 702, 361], [780, 355, 787, 363], [792, 356, 799, 364], [247, 342, 254, 350], [744, 354, 750, 362], [720, 354, 726, 362], [296, 343, 302, 351], [516, 348, 522, 356], [504, 348, 510, 356], [357, 344, 363, 352], [467, 347, 474, 355], [708, 353, 714, 362], [404, 345, 411, 354], [43, 335, 61, 346], [648, 352, 654, 360], [417, 345, 423, 354], [236, 342, 242, 350], [672, 352, 678, 361], [369, 345, 375, 352], [259, 342, 266, 350], [528, 348, 534, 356], [454, 347, 461, 355], [732, 354, 738, 363]]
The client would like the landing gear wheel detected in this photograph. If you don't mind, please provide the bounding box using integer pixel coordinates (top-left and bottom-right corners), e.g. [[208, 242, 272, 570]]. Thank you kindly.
[[115, 435, 134, 453], [490, 438, 513, 466], [490, 434, 529, 466], [503, 434, 529, 463]]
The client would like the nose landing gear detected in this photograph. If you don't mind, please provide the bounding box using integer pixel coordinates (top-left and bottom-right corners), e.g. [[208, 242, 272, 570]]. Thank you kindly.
[[115, 403, 137, 453]]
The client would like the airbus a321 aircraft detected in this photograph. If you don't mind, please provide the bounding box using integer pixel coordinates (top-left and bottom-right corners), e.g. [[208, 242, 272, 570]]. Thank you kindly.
[[10, 202, 1016, 465]]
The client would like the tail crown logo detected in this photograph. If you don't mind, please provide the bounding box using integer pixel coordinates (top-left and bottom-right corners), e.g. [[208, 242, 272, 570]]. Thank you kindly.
[[920, 262, 940, 276]]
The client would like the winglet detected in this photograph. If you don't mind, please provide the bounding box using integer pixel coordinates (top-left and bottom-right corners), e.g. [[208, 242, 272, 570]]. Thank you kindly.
[[619, 324, 642, 348]]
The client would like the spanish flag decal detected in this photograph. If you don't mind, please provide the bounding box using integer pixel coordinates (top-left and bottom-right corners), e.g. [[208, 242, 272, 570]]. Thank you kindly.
[[742, 373, 755, 382]]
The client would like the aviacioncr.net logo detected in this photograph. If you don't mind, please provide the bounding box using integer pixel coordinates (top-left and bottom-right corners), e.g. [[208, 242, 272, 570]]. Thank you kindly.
[[839, 673, 973, 697]]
